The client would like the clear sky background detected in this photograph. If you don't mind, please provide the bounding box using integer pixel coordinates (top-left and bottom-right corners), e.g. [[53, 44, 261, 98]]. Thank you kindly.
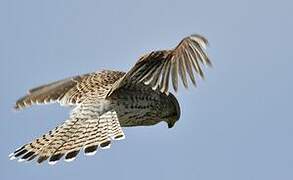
[[0, 0, 292, 180]]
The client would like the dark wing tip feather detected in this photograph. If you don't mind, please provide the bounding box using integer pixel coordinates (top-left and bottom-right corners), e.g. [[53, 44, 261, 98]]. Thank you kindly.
[[190, 34, 209, 46], [64, 150, 80, 162], [37, 156, 49, 164], [22, 151, 35, 160], [14, 105, 21, 110], [100, 141, 111, 149], [189, 34, 212, 66], [14, 149, 28, 158], [49, 153, 64, 164], [84, 145, 98, 155]]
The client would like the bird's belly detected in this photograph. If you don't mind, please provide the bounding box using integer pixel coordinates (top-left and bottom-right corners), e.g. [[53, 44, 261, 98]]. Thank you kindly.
[[111, 91, 167, 127], [118, 112, 161, 127]]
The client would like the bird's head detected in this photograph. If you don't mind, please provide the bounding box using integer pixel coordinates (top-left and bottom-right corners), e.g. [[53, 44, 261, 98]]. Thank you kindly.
[[165, 93, 181, 128]]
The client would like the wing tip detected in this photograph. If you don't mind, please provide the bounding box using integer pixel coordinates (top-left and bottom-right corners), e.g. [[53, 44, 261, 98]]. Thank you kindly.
[[14, 103, 22, 111], [190, 34, 209, 47], [113, 134, 125, 140], [14, 97, 32, 111]]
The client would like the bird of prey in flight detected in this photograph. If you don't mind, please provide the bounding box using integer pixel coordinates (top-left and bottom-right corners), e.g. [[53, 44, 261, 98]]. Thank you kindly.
[[9, 34, 212, 165]]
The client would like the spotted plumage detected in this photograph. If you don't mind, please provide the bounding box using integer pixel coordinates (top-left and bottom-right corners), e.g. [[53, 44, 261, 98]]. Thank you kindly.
[[10, 34, 211, 164]]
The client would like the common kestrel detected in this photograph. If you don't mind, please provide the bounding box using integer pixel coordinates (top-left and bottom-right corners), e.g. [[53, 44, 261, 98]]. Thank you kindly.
[[9, 34, 212, 164]]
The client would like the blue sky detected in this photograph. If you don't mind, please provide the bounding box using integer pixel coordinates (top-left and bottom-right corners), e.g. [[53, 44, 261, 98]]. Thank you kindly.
[[0, 0, 292, 180]]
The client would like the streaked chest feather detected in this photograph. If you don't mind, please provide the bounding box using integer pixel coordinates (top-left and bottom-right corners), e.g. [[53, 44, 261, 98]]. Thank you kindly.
[[110, 89, 171, 127]]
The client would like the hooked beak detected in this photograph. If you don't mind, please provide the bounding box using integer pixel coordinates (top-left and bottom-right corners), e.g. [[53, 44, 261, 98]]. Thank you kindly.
[[168, 122, 174, 128], [167, 116, 177, 128]]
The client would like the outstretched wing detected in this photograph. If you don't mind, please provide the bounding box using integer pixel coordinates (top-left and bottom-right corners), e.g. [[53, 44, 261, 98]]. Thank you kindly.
[[9, 103, 125, 164], [107, 34, 211, 96], [15, 74, 88, 110], [15, 70, 125, 110]]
